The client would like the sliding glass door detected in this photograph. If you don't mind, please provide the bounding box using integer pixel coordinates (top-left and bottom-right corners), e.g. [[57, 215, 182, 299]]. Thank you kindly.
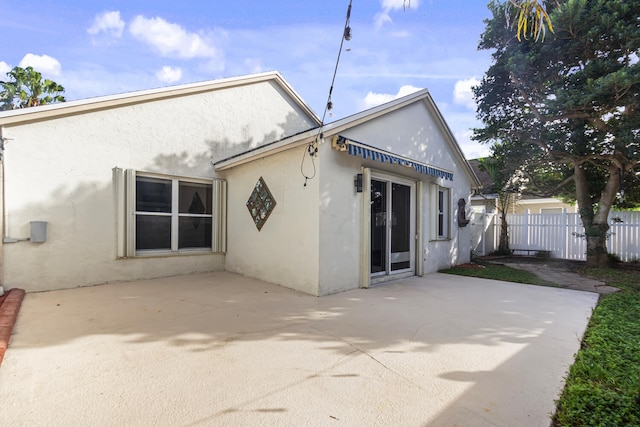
[[370, 175, 415, 277]]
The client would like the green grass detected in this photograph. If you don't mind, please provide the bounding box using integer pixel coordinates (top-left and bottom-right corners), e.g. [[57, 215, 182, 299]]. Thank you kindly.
[[441, 263, 559, 288], [552, 268, 640, 427], [441, 262, 640, 426]]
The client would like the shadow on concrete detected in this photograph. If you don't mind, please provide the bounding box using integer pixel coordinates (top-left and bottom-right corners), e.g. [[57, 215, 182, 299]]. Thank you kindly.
[[0, 272, 598, 426]]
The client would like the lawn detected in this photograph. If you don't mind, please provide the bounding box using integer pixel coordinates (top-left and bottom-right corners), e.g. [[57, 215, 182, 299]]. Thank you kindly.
[[442, 263, 559, 288], [441, 262, 640, 427]]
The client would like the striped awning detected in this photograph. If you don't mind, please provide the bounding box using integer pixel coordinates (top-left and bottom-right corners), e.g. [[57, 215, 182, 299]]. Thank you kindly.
[[334, 136, 453, 181]]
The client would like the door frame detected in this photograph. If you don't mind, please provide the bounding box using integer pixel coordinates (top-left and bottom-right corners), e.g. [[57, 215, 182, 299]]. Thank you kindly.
[[367, 170, 416, 285]]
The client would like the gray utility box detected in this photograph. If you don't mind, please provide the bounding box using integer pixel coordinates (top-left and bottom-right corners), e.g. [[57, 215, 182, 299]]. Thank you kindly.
[[30, 221, 47, 243]]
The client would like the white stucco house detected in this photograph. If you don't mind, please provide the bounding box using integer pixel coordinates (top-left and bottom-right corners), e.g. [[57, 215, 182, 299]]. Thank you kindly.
[[0, 71, 479, 296]]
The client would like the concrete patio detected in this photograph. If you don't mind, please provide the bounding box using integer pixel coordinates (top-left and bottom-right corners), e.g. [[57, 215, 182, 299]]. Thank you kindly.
[[0, 272, 598, 426]]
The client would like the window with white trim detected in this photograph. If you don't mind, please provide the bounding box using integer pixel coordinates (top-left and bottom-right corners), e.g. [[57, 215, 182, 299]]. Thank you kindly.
[[431, 184, 450, 240], [114, 168, 226, 257], [540, 207, 563, 214]]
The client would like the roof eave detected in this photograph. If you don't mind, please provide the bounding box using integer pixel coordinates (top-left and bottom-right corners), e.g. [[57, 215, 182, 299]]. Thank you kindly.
[[215, 89, 435, 171], [0, 71, 321, 127]]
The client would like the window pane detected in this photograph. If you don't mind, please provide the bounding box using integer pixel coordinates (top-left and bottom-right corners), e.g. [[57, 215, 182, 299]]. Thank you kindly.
[[137, 177, 172, 213], [179, 217, 212, 249], [179, 182, 212, 214], [136, 215, 171, 250]]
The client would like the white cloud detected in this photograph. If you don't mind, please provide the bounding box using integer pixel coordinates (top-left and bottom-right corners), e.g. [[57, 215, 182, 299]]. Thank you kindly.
[[374, 13, 393, 29], [19, 54, 62, 76], [155, 66, 182, 83], [455, 130, 490, 160], [0, 61, 11, 76], [243, 58, 263, 74], [453, 78, 480, 110], [376, 0, 421, 28], [129, 16, 217, 59], [363, 85, 423, 109], [382, 0, 420, 10], [88, 11, 125, 38]]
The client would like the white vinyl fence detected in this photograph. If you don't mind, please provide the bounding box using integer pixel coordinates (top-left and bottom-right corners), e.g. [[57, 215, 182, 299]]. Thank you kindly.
[[471, 210, 640, 262]]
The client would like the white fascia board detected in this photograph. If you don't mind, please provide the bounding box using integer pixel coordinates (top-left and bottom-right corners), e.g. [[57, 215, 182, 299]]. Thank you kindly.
[[518, 197, 566, 204], [420, 94, 482, 190], [0, 71, 321, 127], [216, 89, 436, 171], [215, 128, 320, 171]]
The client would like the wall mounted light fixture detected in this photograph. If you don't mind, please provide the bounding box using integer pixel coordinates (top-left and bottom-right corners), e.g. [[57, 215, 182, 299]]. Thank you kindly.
[[354, 173, 363, 193]]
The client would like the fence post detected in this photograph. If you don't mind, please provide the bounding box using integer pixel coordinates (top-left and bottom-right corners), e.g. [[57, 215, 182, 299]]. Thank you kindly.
[[525, 209, 530, 248], [562, 208, 568, 259], [482, 207, 487, 256]]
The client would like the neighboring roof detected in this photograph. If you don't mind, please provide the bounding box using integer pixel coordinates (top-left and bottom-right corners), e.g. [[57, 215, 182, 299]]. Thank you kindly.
[[0, 71, 320, 127], [468, 159, 495, 193], [215, 89, 481, 189]]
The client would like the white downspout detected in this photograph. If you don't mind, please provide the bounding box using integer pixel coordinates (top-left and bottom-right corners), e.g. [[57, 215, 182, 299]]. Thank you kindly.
[[0, 127, 5, 296]]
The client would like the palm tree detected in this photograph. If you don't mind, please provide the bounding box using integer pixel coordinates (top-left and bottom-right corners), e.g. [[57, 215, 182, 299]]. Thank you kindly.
[[0, 66, 66, 110]]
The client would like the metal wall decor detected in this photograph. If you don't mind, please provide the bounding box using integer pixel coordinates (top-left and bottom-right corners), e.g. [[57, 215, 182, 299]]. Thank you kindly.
[[246, 177, 277, 231]]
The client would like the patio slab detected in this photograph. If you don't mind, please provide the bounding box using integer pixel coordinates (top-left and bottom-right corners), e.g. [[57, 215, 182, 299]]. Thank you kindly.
[[0, 272, 598, 426]]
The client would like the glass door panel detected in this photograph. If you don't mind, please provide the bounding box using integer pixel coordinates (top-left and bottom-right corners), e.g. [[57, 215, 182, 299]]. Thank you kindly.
[[370, 177, 414, 277], [370, 179, 387, 274], [391, 183, 411, 271]]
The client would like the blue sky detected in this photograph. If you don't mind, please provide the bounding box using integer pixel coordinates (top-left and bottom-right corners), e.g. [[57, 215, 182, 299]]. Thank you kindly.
[[0, 0, 493, 158]]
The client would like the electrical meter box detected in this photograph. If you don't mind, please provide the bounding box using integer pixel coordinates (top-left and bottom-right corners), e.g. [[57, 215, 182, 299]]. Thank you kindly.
[[30, 221, 47, 243]]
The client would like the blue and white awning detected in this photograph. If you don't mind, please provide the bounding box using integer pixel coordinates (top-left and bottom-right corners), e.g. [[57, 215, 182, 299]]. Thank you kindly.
[[334, 136, 453, 181]]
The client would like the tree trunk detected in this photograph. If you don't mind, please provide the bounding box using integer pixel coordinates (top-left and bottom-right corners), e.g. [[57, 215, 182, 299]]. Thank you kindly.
[[574, 164, 618, 269], [584, 222, 610, 268], [499, 212, 510, 254]]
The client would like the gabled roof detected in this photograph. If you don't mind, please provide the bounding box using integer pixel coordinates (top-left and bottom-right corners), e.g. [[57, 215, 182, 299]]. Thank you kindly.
[[468, 159, 495, 193], [0, 71, 320, 127], [215, 88, 481, 189]]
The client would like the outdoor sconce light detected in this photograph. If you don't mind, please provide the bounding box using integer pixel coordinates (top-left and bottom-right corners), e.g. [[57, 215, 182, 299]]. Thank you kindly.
[[354, 173, 363, 193]]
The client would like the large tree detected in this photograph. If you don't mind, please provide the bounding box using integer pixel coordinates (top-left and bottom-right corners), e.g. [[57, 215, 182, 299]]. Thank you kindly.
[[474, 0, 640, 267], [0, 66, 65, 110]]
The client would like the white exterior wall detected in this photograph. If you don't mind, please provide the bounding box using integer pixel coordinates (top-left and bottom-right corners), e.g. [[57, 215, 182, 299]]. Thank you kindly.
[[318, 144, 362, 295], [325, 99, 474, 279], [222, 146, 320, 295], [1, 81, 316, 292]]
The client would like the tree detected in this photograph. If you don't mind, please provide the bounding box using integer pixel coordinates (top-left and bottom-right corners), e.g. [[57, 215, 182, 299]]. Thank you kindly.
[[404, 0, 554, 40], [0, 66, 65, 110], [499, 0, 556, 41], [474, 0, 640, 267], [477, 155, 523, 254]]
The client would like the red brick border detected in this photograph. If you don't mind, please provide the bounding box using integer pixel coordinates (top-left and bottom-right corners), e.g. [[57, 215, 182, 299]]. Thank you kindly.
[[0, 289, 26, 367]]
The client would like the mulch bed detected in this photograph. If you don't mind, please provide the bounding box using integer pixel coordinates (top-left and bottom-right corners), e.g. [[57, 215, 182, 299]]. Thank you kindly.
[[0, 288, 26, 367]]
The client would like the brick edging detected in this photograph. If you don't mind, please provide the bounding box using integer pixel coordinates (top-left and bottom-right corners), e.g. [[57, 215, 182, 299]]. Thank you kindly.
[[0, 289, 26, 367]]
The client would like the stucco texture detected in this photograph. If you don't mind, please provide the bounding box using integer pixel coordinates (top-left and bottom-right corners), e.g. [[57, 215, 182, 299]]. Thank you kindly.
[[0, 80, 316, 292]]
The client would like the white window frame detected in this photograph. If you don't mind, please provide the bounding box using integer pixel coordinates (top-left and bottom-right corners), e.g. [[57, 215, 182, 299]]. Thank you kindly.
[[114, 168, 226, 258], [431, 184, 450, 240], [540, 207, 563, 214], [369, 171, 416, 279]]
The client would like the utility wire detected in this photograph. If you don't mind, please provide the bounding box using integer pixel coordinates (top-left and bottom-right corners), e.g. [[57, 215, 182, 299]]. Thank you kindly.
[[301, 0, 353, 187]]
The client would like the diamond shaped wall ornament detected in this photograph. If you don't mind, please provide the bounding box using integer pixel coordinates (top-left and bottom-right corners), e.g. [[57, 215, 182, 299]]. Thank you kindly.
[[246, 177, 276, 231]]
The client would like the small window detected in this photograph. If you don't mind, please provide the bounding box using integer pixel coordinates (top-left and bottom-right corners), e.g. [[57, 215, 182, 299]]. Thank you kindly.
[[432, 185, 450, 240], [540, 208, 563, 214]]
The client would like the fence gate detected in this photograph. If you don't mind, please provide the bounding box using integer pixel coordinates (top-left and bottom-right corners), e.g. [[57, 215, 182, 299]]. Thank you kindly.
[[470, 210, 495, 256]]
